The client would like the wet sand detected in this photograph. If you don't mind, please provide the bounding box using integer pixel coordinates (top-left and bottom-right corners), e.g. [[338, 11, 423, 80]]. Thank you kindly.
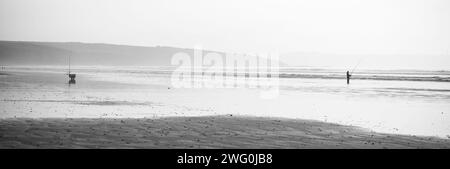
[[1, 68, 450, 148], [1, 115, 449, 149]]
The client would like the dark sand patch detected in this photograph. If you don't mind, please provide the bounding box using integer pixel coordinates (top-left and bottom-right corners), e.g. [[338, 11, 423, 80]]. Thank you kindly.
[[1, 115, 449, 149], [76, 101, 154, 106], [2, 99, 154, 106]]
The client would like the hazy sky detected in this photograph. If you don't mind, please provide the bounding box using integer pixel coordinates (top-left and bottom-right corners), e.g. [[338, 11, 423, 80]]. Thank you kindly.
[[1, 0, 449, 69]]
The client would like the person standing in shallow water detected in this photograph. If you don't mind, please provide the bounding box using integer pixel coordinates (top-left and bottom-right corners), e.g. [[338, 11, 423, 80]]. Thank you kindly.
[[346, 71, 351, 84]]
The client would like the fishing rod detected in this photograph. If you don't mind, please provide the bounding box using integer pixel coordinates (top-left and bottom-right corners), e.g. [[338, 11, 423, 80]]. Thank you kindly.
[[68, 55, 71, 75], [350, 59, 363, 75]]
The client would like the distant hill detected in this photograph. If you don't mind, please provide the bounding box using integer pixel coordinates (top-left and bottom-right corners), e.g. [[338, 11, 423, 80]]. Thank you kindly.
[[0, 41, 219, 66], [0, 41, 289, 67]]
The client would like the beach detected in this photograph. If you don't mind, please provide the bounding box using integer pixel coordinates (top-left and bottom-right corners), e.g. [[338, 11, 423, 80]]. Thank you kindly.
[[1, 116, 450, 149], [1, 66, 450, 148]]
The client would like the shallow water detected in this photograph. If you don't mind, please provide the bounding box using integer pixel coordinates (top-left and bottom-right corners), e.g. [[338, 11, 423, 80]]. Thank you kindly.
[[1, 66, 449, 138]]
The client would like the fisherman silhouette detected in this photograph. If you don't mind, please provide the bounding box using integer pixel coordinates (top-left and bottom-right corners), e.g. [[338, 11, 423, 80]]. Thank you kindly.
[[346, 71, 351, 84]]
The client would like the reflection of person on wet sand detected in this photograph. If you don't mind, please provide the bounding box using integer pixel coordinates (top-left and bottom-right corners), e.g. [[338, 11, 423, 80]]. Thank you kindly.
[[346, 71, 351, 84]]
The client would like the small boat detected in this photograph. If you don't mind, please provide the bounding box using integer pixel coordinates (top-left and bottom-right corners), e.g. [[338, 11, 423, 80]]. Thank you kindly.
[[67, 55, 76, 84], [69, 73, 76, 80]]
